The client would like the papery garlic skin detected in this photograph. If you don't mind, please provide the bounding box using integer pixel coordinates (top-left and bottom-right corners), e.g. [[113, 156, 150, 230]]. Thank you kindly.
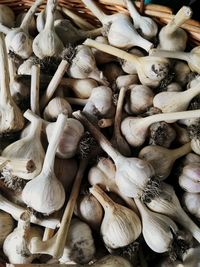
[[183, 192, 200, 219], [0, 211, 14, 247], [59, 218, 95, 264]]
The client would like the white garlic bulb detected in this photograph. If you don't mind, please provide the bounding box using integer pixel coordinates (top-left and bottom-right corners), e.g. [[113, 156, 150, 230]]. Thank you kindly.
[[183, 192, 200, 219], [0, 211, 14, 247], [59, 218, 95, 264]]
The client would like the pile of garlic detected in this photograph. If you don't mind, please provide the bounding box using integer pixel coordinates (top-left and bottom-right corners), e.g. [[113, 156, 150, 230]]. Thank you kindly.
[[0, 0, 200, 266]]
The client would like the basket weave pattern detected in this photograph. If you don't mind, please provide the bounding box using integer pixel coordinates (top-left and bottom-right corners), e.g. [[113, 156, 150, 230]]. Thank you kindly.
[[1, 0, 200, 45]]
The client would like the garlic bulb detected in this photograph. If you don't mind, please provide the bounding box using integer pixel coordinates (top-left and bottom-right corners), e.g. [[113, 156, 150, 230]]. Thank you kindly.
[[135, 199, 185, 257], [183, 152, 200, 165], [153, 81, 200, 113], [0, 33, 24, 134], [91, 255, 133, 267], [2, 109, 45, 180], [75, 193, 103, 230], [59, 218, 96, 264], [102, 62, 124, 84], [173, 123, 190, 145], [121, 48, 144, 75], [0, 192, 60, 229], [92, 36, 116, 65], [8, 56, 29, 104], [150, 47, 200, 74], [16, 12, 36, 36], [183, 192, 200, 219], [158, 6, 192, 51], [90, 185, 141, 249], [121, 109, 200, 147], [22, 114, 66, 214], [33, 0, 64, 59], [139, 142, 191, 180], [63, 78, 97, 99], [82, 0, 153, 51], [149, 122, 176, 147], [179, 163, 200, 193], [68, 45, 108, 85], [73, 111, 157, 201], [3, 211, 42, 264], [125, 85, 154, 114], [45, 117, 84, 159], [174, 61, 191, 86], [88, 157, 137, 211], [54, 157, 78, 194], [43, 97, 72, 121], [17, 56, 36, 75], [4, 0, 43, 59], [0, 5, 15, 27], [116, 74, 139, 89], [84, 39, 170, 88], [0, 211, 14, 247], [166, 82, 182, 92], [36, 9, 63, 32], [147, 182, 200, 243], [125, 0, 158, 39], [55, 19, 102, 46], [83, 86, 115, 121]]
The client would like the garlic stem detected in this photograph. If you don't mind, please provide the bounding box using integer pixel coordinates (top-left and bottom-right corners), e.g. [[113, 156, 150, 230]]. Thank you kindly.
[[43, 227, 55, 241], [30, 64, 40, 115], [57, 6, 95, 30], [142, 109, 200, 125], [0, 23, 10, 34], [150, 49, 190, 62], [164, 6, 192, 35], [126, 0, 141, 22], [40, 59, 69, 110], [20, 0, 43, 32], [66, 97, 88, 106], [82, 0, 108, 24], [98, 118, 114, 128], [172, 142, 191, 158], [42, 113, 66, 175], [45, 0, 56, 30], [29, 159, 88, 258], [84, 38, 138, 64], [0, 33, 11, 104], [90, 184, 116, 211], [8, 56, 16, 84], [0, 193, 59, 229], [112, 87, 131, 156], [73, 110, 120, 162]]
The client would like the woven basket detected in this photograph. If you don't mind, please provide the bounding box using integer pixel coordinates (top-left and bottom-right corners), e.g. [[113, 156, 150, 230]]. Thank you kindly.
[[0, 0, 200, 266]]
